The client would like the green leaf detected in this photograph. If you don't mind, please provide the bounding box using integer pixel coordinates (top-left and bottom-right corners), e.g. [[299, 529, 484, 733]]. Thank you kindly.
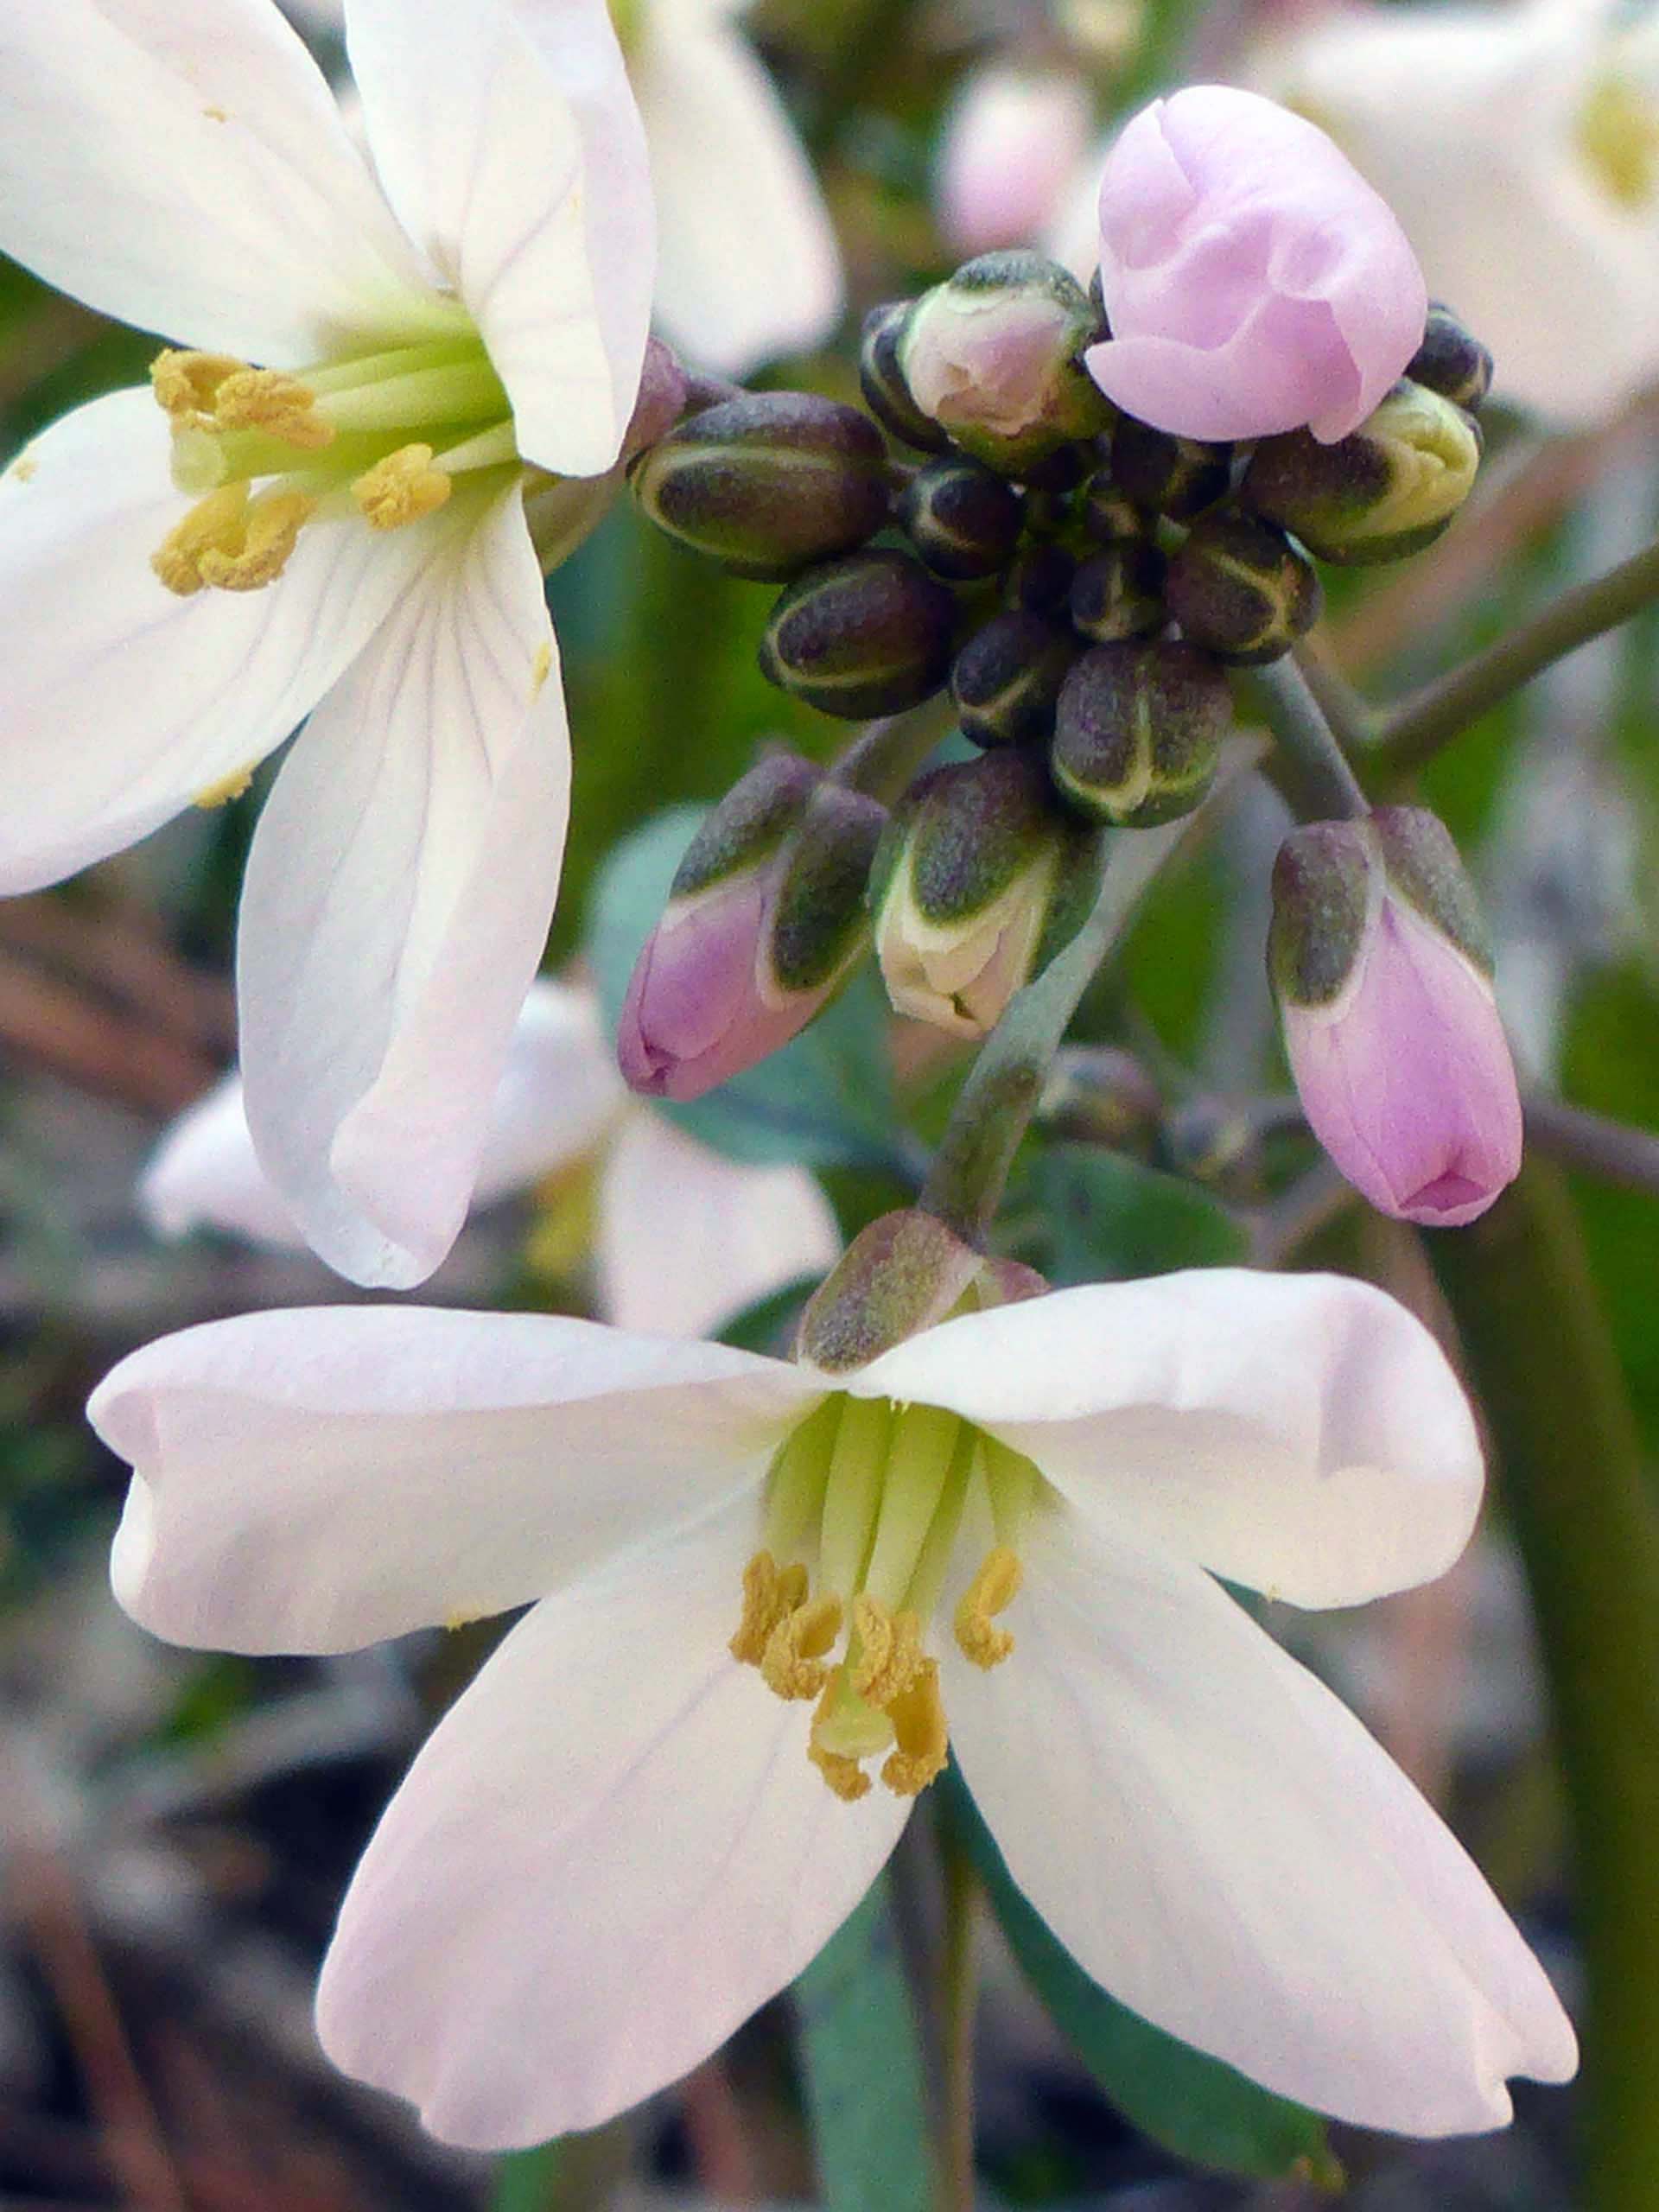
[[1038, 1144, 1249, 1285], [587, 807, 899, 1173], [793, 1873, 936, 2212], [490, 2143, 564, 2212], [942, 1772, 1336, 2183]]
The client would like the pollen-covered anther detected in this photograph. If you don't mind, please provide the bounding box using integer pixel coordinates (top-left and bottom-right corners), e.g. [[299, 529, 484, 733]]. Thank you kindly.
[[880, 1658, 948, 1796], [849, 1594, 925, 1708], [195, 489, 317, 594], [955, 1544, 1023, 1669], [150, 484, 251, 595], [150, 347, 245, 422], [760, 1593, 843, 1700], [212, 367, 334, 450], [728, 1551, 807, 1666], [353, 443, 453, 531]]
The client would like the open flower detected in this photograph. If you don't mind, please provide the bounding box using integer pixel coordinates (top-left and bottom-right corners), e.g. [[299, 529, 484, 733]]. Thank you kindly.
[[0, 0, 656, 1288], [95, 1258, 1574, 2149], [140, 979, 838, 1338]]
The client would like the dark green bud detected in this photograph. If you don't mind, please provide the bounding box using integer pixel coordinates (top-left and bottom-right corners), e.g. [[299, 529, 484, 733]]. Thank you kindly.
[[860, 301, 950, 453], [1109, 421, 1233, 521], [767, 780, 889, 993], [1164, 512, 1322, 666], [1068, 541, 1166, 643], [670, 748, 823, 899], [1407, 303, 1494, 412], [758, 550, 957, 718], [1079, 468, 1152, 543], [1024, 445, 1089, 493], [1004, 541, 1077, 615], [950, 611, 1078, 748], [898, 454, 1025, 579], [628, 392, 890, 581], [1267, 821, 1374, 1007], [1051, 639, 1232, 826], [1240, 381, 1481, 566]]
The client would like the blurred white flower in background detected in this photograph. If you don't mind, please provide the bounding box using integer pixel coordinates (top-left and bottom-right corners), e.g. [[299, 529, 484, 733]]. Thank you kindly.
[[934, 63, 1095, 257], [142, 979, 840, 1338]]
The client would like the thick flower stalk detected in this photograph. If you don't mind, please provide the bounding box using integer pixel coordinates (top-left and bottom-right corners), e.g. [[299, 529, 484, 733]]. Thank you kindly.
[[141, 979, 837, 1338], [95, 1222, 1573, 2149], [0, 0, 657, 1287]]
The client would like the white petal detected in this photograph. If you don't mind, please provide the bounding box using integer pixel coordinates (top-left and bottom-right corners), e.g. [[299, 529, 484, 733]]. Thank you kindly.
[[596, 1110, 839, 1337], [853, 1270, 1483, 1609], [346, 0, 654, 475], [91, 1306, 818, 1653], [140, 1072, 308, 1249], [316, 1499, 907, 2148], [639, 1, 843, 374], [948, 1507, 1576, 2138], [0, 0, 439, 362], [236, 486, 569, 1289], [0, 390, 430, 894]]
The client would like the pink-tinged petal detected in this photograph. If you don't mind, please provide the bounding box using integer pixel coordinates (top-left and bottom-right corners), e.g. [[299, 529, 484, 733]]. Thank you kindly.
[[346, 0, 654, 477], [948, 1506, 1576, 2136], [638, 0, 842, 374], [0, 390, 432, 894], [316, 1498, 906, 2147], [92, 1306, 817, 1653], [852, 1269, 1482, 1609], [1287, 903, 1523, 1228], [936, 67, 1095, 259], [1088, 86, 1426, 442], [140, 1073, 307, 1250], [618, 874, 812, 1102], [0, 0, 440, 363], [596, 1110, 838, 1336], [237, 486, 568, 1289]]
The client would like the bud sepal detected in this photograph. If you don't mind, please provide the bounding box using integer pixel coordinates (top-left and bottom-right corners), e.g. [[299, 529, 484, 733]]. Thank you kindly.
[[1241, 380, 1480, 567]]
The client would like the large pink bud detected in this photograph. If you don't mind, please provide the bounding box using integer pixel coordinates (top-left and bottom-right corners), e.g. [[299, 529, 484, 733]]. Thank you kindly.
[[1087, 86, 1427, 444], [1269, 808, 1522, 1227]]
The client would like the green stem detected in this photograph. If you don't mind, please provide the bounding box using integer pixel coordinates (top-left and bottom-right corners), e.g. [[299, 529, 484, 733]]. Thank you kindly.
[[1249, 656, 1370, 821], [1429, 1165, 1659, 2212], [1368, 534, 1659, 787], [1525, 1096, 1659, 1200], [835, 698, 953, 807], [938, 1844, 980, 2212]]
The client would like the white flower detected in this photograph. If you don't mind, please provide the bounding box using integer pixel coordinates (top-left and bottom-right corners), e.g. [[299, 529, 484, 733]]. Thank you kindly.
[[93, 1267, 1576, 2150], [140, 977, 839, 1338], [0, 0, 656, 1290], [934, 64, 1096, 259], [1256, 0, 1659, 424]]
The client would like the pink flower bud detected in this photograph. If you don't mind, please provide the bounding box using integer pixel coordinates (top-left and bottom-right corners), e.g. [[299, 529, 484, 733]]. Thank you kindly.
[[1270, 812, 1522, 1227], [935, 66, 1095, 258], [1086, 86, 1427, 444]]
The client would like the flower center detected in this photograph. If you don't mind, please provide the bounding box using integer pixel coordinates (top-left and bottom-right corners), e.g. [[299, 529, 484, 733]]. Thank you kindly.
[[729, 1395, 1039, 1802], [148, 332, 520, 596]]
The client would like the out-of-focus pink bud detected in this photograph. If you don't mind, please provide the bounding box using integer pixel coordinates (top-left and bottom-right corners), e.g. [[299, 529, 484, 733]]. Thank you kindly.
[[935, 66, 1095, 258], [618, 762, 886, 1103], [1086, 86, 1427, 444], [1269, 808, 1522, 1227]]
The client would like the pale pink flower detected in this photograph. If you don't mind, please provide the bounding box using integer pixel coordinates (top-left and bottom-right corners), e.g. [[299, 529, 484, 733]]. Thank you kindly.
[[935, 66, 1095, 257]]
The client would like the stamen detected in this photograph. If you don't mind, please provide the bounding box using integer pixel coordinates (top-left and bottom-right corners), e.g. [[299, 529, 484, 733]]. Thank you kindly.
[[195, 489, 317, 593], [353, 443, 453, 530], [881, 1660, 949, 1796], [150, 348, 245, 421], [194, 766, 254, 809], [728, 1551, 807, 1667], [213, 368, 335, 451], [807, 1677, 887, 1801], [760, 1593, 842, 1700], [954, 1544, 1023, 1669], [849, 1593, 925, 1708], [150, 485, 251, 596]]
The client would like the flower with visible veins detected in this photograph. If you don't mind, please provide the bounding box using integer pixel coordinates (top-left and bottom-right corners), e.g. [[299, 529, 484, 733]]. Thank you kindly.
[[0, 0, 658, 1289], [141, 978, 839, 1338], [93, 1236, 1574, 2149]]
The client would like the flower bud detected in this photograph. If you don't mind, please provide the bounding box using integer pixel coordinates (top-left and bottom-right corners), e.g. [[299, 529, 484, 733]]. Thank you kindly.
[[934, 64, 1094, 259], [1004, 540, 1077, 615], [860, 302, 951, 454], [899, 250, 1112, 473], [628, 392, 891, 581], [1051, 639, 1230, 826], [951, 610, 1078, 748], [1240, 380, 1480, 566], [618, 762, 886, 1102], [1086, 86, 1427, 443], [759, 550, 958, 718], [871, 751, 1102, 1037], [1079, 468, 1153, 544], [1109, 421, 1232, 521], [1164, 511, 1322, 665], [899, 454, 1026, 579], [1268, 806, 1522, 1227], [796, 1206, 1046, 1375], [1407, 304, 1493, 413], [1068, 541, 1166, 642], [1038, 1045, 1163, 1153]]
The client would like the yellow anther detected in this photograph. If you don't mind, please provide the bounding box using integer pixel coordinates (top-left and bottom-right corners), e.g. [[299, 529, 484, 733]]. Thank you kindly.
[[806, 1681, 874, 1802], [881, 1658, 948, 1796], [212, 367, 335, 450], [194, 766, 254, 810], [954, 1544, 1023, 1670], [850, 1594, 925, 1709], [150, 348, 245, 422], [729, 1551, 807, 1668], [195, 489, 317, 593], [531, 640, 553, 699], [151, 484, 251, 595], [352, 442, 452, 530], [760, 1593, 842, 1701]]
